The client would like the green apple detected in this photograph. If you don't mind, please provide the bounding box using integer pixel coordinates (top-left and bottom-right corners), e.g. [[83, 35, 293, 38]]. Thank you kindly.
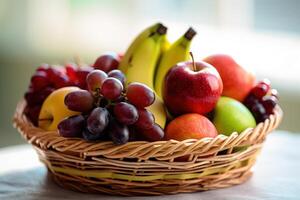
[[39, 87, 81, 131], [213, 97, 256, 136]]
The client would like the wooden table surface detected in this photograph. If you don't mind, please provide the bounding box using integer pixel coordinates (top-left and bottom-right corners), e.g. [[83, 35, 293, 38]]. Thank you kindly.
[[0, 130, 299, 200]]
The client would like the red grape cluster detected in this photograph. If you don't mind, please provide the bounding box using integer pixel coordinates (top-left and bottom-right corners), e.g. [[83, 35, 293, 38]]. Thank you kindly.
[[244, 79, 279, 123], [24, 64, 93, 125], [58, 69, 164, 144]]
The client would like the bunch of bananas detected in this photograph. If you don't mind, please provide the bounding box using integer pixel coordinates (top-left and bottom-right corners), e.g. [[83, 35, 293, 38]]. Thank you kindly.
[[119, 23, 197, 129]]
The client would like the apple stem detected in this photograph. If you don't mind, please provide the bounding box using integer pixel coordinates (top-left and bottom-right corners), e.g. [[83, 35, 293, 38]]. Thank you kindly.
[[190, 52, 196, 71]]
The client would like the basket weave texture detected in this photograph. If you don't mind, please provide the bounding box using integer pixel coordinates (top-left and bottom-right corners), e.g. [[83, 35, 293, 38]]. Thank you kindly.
[[14, 100, 282, 196]]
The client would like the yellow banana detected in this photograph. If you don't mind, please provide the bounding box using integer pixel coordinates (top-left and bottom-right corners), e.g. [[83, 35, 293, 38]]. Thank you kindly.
[[119, 23, 163, 74], [154, 27, 197, 98], [125, 26, 168, 128], [126, 27, 166, 89]]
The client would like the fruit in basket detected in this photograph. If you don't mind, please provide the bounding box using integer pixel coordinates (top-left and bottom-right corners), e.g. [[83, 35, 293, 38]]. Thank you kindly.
[[121, 24, 167, 128], [155, 27, 197, 97], [203, 54, 255, 102], [163, 59, 223, 116], [213, 97, 256, 136], [126, 83, 155, 108], [165, 113, 218, 141], [244, 79, 279, 123], [87, 107, 110, 135], [108, 69, 126, 87], [58, 115, 85, 137], [101, 78, 123, 100], [64, 90, 94, 112], [93, 52, 120, 72], [119, 22, 165, 73], [86, 69, 108, 93], [125, 24, 167, 88], [39, 87, 81, 131], [55, 68, 164, 144], [114, 102, 138, 125]]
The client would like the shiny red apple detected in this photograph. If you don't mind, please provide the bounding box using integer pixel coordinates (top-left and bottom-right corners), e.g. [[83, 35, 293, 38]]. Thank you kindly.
[[162, 61, 223, 116]]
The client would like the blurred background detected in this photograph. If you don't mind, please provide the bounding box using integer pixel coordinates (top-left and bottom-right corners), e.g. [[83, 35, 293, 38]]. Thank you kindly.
[[1, 0, 300, 147]]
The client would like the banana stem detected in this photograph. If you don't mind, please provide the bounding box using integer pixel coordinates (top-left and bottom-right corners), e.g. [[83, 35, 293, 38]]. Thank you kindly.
[[184, 27, 197, 40]]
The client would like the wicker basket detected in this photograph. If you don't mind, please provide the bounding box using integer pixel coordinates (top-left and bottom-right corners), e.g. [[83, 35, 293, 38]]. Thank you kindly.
[[13, 100, 282, 196]]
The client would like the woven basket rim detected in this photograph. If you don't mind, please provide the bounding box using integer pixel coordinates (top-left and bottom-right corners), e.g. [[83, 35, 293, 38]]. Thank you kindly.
[[13, 99, 283, 160]]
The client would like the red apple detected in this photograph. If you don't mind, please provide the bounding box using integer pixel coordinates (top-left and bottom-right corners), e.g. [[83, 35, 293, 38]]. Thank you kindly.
[[162, 61, 223, 116], [203, 54, 255, 102], [165, 113, 218, 141]]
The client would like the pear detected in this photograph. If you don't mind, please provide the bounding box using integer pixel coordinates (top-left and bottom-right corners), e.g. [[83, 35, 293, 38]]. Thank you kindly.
[[213, 97, 256, 136]]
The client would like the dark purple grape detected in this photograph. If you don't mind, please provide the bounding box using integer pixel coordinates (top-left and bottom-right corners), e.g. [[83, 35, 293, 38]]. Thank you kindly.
[[107, 70, 126, 87], [30, 71, 51, 92], [93, 53, 120, 73], [65, 90, 94, 112], [262, 96, 278, 114], [101, 78, 123, 100], [251, 103, 268, 123], [86, 70, 107, 93], [113, 102, 138, 125], [134, 108, 154, 129], [87, 107, 109, 135], [108, 119, 129, 144], [126, 82, 155, 108], [139, 124, 164, 142], [243, 94, 259, 108], [58, 115, 85, 138]]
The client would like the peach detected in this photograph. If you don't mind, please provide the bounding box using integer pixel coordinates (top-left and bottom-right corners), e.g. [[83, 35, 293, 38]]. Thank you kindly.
[[165, 113, 218, 141], [203, 54, 255, 102]]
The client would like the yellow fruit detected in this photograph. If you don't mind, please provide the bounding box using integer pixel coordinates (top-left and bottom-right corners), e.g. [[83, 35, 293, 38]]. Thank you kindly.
[[147, 96, 167, 128], [39, 87, 81, 131]]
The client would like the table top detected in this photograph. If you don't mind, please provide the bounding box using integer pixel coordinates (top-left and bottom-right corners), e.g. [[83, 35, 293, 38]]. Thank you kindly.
[[0, 131, 299, 200]]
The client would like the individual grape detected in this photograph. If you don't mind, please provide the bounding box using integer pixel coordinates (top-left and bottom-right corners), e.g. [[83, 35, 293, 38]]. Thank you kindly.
[[24, 105, 41, 126], [86, 70, 107, 93], [134, 108, 154, 129], [65, 90, 94, 112], [262, 96, 278, 114], [108, 119, 129, 144], [87, 107, 110, 135], [101, 78, 123, 100], [243, 94, 259, 108], [139, 124, 164, 142], [251, 103, 268, 123], [76, 66, 94, 89], [58, 115, 85, 138], [30, 71, 51, 92], [93, 53, 120, 73], [126, 82, 155, 108], [251, 81, 270, 99], [107, 70, 126, 87], [113, 102, 138, 125]]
